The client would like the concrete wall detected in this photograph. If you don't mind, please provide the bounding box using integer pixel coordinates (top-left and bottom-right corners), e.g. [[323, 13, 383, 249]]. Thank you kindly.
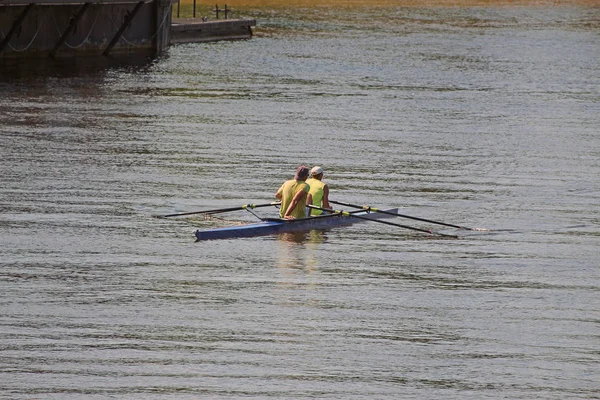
[[0, 0, 173, 58]]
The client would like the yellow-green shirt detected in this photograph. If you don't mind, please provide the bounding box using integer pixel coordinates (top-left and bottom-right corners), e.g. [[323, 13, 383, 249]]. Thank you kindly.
[[306, 178, 326, 215], [276, 179, 310, 219]]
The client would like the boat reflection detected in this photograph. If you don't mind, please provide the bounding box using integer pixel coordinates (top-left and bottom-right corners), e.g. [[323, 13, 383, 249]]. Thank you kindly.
[[276, 229, 328, 244], [275, 229, 328, 274]]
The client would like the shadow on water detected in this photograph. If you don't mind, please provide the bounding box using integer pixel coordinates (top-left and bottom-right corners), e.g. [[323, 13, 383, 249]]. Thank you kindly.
[[0, 52, 160, 82]]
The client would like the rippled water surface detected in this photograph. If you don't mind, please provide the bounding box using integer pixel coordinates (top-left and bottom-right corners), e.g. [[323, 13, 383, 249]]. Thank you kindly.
[[1, 3, 599, 399]]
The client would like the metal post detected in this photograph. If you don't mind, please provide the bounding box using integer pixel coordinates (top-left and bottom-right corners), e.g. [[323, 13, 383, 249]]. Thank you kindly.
[[193, 0, 196, 18], [155, 0, 172, 56], [103, 1, 145, 56], [224, 4, 228, 19], [215, 4, 219, 19], [49, 3, 91, 58], [177, 0, 180, 18]]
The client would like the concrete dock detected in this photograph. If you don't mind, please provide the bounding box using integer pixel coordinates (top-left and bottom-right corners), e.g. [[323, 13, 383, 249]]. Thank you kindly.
[[171, 18, 256, 44]]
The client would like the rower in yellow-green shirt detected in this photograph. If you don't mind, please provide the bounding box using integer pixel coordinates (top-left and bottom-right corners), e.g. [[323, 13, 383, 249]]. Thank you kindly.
[[276, 165, 310, 219], [306, 166, 330, 216]]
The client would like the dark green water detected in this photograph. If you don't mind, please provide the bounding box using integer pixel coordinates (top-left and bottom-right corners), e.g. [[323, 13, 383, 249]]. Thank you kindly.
[[1, 5, 598, 399]]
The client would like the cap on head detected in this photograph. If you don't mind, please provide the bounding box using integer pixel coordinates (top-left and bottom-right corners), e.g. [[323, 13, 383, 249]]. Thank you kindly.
[[295, 165, 310, 180], [311, 166, 323, 176]]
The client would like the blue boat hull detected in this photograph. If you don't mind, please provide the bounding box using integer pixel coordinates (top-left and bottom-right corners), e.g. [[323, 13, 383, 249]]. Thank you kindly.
[[194, 208, 398, 241]]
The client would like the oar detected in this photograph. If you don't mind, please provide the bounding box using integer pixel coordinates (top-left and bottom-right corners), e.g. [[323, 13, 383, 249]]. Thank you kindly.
[[158, 202, 281, 218], [329, 200, 487, 231], [307, 205, 456, 237]]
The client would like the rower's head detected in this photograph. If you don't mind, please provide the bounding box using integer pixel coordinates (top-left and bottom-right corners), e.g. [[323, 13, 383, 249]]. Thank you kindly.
[[310, 166, 324, 180], [295, 165, 310, 181]]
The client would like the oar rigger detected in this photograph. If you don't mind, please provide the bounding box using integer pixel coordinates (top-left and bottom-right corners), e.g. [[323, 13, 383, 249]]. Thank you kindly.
[[329, 200, 489, 232], [307, 205, 457, 238]]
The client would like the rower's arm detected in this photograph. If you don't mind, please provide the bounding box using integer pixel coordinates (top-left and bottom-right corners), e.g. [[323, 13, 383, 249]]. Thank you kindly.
[[322, 184, 330, 210], [284, 190, 307, 219]]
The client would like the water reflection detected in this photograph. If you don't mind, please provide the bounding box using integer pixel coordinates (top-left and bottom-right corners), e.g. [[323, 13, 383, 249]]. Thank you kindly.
[[0, 52, 157, 82], [277, 229, 327, 244], [275, 229, 328, 273]]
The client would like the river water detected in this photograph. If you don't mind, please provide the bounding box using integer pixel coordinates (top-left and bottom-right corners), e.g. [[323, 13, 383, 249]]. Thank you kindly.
[[1, 2, 599, 399]]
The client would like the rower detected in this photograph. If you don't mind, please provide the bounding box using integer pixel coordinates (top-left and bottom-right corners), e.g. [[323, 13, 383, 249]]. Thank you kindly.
[[306, 166, 330, 216], [275, 166, 310, 220]]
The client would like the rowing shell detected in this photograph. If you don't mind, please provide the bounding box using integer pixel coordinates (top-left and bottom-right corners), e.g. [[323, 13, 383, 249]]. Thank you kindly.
[[194, 208, 399, 241]]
